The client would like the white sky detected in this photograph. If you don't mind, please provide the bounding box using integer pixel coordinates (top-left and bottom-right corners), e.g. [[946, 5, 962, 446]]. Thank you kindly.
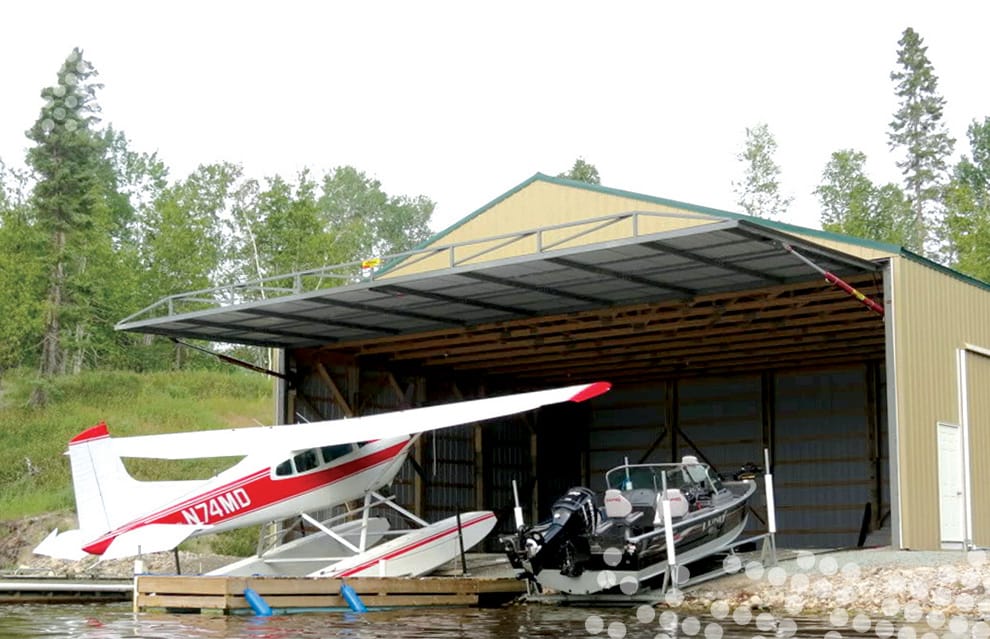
[[2, 1, 989, 232]]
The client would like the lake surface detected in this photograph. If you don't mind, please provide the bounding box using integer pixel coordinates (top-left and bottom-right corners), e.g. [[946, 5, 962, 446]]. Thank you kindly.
[[0, 603, 938, 639], [0, 604, 976, 639]]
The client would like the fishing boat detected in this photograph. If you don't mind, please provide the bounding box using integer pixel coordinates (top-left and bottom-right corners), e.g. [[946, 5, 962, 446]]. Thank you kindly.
[[501, 456, 758, 595]]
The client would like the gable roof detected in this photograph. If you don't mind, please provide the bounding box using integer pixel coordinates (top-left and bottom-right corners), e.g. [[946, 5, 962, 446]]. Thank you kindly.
[[416, 172, 989, 293]]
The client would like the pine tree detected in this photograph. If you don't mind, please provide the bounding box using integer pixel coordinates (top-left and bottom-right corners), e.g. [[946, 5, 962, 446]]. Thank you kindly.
[[888, 27, 955, 255]]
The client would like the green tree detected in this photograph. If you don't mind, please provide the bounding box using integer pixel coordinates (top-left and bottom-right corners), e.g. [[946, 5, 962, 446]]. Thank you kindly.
[[318, 166, 433, 261], [733, 123, 792, 219], [888, 27, 955, 255], [142, 163, 235, 303], [24, 48, 116, 400], [0, 162, 46, 371], [557, 157, 601, 184], [136, 163, 239, 368], [233, 170, 329, 284], [945, 118, 990, 281], [815, 149, 912, 244]]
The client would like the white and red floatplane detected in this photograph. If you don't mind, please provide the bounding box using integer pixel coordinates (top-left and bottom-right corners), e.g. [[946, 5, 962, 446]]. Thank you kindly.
[[35, 381, 611, 574]]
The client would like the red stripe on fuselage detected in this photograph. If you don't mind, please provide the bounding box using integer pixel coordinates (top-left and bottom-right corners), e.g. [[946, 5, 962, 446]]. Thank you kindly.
[[82, 437, 412, 555]]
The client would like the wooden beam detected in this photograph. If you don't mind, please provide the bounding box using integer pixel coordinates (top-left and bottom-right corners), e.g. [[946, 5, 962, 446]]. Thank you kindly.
[[353, 283, 883, 358], [314, 362, 354, 417]]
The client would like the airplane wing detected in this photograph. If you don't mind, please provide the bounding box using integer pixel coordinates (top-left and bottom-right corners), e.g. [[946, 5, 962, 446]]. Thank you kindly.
[[110, 381, 610, 460]]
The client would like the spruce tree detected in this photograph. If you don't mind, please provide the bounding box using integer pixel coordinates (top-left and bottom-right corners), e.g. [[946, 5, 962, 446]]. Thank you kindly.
[[888, 27, 955, 255], [25, 48, 107, 402]]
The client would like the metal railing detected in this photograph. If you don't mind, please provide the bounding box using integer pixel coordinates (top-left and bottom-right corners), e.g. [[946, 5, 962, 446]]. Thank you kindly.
[[116, 209, 715, 327]]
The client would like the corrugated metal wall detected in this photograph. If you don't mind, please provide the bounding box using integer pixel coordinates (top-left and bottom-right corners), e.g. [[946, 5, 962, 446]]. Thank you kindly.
[[587, 382, 669, 490], [891, 258, 990, 549], [774, 366, 874, 548], [677, 375, 763, 474], [677, 375, 766, 538], [420, 425, 475, 522], [583, 367, 886, 548]]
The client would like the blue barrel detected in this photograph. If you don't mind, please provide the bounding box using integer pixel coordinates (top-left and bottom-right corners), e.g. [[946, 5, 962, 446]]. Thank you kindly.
[[340, 582, 367, 613], [244, 587, 272, 617]]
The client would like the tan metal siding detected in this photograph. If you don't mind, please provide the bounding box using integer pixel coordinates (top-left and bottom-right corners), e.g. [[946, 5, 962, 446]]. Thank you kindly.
[[967, 350, 990, 546], [892, 257, 990, 549], [387, 181, 720, 276]]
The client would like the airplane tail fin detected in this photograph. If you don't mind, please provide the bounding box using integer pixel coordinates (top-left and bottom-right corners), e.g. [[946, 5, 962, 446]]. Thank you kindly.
[[34, 422, 141, 559], [66, 422, 140, 535]]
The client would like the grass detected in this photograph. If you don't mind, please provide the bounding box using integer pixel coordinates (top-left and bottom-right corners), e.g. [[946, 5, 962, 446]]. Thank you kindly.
[[0, 368, 274, 554]]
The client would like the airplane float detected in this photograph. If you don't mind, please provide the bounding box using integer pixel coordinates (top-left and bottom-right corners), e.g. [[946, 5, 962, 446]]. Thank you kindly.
[[35, 381, 610, 565]]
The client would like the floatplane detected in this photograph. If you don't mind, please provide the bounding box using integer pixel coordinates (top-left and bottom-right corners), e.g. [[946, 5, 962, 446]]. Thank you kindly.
[[35, 381, 611, 575]]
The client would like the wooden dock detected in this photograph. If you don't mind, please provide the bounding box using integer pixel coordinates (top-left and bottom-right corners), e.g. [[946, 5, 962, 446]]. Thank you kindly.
[[134, 575, 527, 614], [0, 578, 132, 604]]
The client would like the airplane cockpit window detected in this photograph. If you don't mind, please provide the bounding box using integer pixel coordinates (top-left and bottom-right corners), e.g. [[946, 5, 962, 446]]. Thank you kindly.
[[320, 444, 353, 463], [275, 459, 293, 477], [293, 449, 319, 473]]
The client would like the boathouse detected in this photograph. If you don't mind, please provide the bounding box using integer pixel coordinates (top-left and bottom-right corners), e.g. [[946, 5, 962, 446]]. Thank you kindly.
[[117, 173, 990, 552]]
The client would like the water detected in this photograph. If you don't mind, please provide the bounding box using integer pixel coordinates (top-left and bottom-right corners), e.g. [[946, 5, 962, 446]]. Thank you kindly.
[[0, 604, 957, 639]]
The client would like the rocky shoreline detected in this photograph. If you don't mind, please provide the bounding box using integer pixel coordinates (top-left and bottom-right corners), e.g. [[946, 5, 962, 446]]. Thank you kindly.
[[678, 548, 990, 622]]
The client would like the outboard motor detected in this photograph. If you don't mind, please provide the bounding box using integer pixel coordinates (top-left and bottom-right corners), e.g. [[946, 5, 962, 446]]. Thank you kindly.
[[502, 486, 599, 579]]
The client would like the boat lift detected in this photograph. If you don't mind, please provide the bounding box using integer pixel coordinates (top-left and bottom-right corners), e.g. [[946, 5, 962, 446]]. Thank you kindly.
[[523, 449, 779, 605]]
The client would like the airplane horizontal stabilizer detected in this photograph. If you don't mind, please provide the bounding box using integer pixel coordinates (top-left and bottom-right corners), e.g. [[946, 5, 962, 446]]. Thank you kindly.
[[110, 381, 611, 459], [100, 524, 207, 560], [33, 528, 90, 561]]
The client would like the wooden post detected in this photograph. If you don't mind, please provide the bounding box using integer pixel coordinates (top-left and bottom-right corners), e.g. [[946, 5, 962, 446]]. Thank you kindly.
[[474, 424, 484, 511]]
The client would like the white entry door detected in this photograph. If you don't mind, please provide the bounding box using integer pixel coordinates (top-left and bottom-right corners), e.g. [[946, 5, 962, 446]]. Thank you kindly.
[[937, 422, 965, 546]]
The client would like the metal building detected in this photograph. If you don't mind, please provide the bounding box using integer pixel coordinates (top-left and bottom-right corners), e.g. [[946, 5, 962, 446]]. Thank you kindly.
[[118, 174, 990, 551]]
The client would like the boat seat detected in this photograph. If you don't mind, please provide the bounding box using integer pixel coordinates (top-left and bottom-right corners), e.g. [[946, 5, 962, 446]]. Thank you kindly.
[[656, 488, 690, 519], [603, 489, 637, 520]]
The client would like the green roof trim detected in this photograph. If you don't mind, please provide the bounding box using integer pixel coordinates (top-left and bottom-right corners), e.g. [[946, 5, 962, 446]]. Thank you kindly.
[[391, 172, 990, 292]]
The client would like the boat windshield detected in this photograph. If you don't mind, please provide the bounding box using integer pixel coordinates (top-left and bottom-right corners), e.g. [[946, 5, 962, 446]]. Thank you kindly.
[[606, 462, 724, 492], [606, 465, 694, 491]]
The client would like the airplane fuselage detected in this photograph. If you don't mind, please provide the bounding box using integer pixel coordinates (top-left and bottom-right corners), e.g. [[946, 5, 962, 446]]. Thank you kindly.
[[82, 435, 414, 555]]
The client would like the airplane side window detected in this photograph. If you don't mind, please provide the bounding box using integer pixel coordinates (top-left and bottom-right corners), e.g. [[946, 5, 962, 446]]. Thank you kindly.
[[294, 449, 319, 473], [275, 459, 293, 477], [320, 444, 353, 463]]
